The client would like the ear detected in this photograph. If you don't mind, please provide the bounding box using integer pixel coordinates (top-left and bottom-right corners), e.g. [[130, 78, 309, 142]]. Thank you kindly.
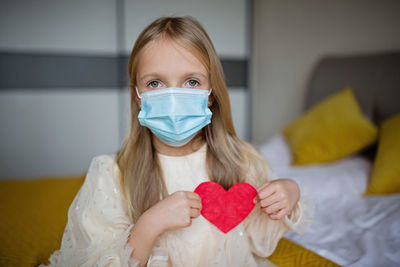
[[130, 85, 141, 107], [208, 93, 214, 107]]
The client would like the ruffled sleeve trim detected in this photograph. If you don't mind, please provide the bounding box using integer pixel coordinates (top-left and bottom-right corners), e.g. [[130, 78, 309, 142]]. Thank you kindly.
[[283, 186, 314, 234], [146, 247, 169, 266]]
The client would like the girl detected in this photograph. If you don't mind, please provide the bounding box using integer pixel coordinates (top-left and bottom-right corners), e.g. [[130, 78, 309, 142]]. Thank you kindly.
[[43, 16, 313, 267]]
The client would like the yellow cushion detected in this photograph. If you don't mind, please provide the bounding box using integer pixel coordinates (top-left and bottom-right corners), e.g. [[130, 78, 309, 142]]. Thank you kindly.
[[283, 87, 378, 165], [0, 175, 338, 266], [268, 238, 339, 266], [0, 175, 85, 267], [365, 113, 400, 195]]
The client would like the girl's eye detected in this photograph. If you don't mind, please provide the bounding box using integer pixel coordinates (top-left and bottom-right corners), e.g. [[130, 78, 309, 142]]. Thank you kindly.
[[148, 80, 161, 88], [186, 79, 200, 87]]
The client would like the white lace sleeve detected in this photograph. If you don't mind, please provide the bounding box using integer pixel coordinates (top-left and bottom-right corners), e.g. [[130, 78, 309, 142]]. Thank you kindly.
[[282, 186, 314, 235], [267, 164, 314, 235], [244, 159, 314, 258], [40, 155, 141, 267]]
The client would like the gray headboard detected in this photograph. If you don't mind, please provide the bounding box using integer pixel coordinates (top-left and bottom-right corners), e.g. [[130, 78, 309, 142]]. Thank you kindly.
[[303, 51, 400, 159]]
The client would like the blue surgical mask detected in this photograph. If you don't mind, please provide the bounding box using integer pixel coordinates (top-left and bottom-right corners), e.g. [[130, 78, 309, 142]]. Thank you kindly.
[[136, 87, 213, 147]]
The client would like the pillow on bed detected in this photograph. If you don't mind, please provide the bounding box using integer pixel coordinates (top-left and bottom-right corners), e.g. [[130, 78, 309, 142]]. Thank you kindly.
[[365, 113, 400, 195], [283, 87, 378, 165]]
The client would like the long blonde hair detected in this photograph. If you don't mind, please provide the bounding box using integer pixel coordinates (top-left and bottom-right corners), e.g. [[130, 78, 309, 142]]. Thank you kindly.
[[116, 16, 269, 223]]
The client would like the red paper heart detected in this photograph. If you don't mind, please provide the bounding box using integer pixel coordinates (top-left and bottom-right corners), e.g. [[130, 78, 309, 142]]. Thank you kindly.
[[194, 181, 257, 233]]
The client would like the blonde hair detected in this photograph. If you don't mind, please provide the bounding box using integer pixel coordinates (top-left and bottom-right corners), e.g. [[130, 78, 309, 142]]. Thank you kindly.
[[116, 16, 269, 223]]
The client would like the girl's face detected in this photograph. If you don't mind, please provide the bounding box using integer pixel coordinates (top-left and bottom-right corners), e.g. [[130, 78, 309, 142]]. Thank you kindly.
[[135, 37, 213, 152], [135, 37, 211, 94]]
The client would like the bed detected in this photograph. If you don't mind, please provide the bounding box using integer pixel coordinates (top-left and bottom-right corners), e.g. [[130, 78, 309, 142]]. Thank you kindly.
[[259, 51, 400, 267]]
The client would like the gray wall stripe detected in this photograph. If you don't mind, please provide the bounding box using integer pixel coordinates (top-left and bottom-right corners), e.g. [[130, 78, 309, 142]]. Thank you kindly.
[[221, 59, 248, 88], [0, 52, 248, 89], [0, 52, 119, 89]]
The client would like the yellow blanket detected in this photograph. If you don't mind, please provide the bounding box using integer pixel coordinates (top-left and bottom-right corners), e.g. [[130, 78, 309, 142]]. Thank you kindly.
[[0, 176, 339, 267]]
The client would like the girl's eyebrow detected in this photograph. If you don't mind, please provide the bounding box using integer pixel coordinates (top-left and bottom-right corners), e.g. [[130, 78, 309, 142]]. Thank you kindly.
[[139, 72, 208, 82], [139, 73, 161, 83], [185, 72, 208, 79]]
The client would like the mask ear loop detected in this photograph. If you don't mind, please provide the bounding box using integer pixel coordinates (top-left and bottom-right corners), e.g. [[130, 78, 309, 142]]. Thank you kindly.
[[207, 88, 213, 106], [135, 87, 142, 99]]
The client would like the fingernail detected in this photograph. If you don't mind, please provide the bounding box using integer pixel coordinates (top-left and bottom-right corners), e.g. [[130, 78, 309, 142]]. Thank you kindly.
[[253, 198, 257, 204]]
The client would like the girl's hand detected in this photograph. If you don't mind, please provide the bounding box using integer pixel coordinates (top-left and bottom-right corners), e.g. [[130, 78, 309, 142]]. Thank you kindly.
[[253, 179, 300, 220], [143, 191, 202, 236]]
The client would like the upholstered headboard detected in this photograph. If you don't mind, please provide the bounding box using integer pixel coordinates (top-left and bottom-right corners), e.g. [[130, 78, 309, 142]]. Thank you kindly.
[[303, 51, 400, 159]]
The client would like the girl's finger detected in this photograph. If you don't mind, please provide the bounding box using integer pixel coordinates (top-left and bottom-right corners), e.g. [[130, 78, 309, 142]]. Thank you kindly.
[[188, 198, 202, 210], [269, 208, 288, 220], [259, 192, 280, 208], [190, 207, 201, 218], [187, 191, 202, 201], [256, 182, 270, 193], [256, 183, 275, 202], [264, 201, 284, 215]]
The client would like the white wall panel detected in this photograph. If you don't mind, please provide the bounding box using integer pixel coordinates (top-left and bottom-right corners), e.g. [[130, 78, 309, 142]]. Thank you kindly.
[[124, 0, 247, 57], [228, 88, 249, 141], [0, 0, 118, 54], [0, 90, 120, 179]]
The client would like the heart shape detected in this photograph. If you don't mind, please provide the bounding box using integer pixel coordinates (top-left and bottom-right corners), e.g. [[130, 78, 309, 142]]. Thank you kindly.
[[194, 181, 257, 233]]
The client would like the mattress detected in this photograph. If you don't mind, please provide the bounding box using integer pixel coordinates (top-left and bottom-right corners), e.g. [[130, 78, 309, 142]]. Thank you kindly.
[[259, 133, 400, 267]]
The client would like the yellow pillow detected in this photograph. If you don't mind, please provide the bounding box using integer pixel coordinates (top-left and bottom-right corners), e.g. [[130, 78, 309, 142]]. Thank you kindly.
[[283, 87, 378, 165], [365, 113, 400, 195], [268, 238, 339, 266]]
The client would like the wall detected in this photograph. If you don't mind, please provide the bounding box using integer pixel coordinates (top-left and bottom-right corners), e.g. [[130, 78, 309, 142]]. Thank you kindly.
[[0, 0, 250, 179], [252, 0, 400, 145]]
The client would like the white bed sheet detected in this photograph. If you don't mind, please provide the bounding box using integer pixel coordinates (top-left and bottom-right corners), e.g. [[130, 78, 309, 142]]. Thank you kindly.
[[259, 133, 400, 267]]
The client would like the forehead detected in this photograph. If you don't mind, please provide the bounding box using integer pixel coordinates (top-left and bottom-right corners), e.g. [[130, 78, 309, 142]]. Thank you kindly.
[[137, 37, 208, 76]]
